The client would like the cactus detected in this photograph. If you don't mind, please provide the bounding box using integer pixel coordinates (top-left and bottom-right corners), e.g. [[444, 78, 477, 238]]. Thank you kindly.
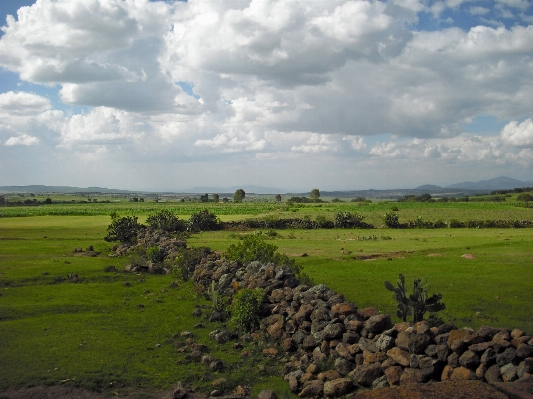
[[384, 274, 445, 323], [208, 280, 219, 310]]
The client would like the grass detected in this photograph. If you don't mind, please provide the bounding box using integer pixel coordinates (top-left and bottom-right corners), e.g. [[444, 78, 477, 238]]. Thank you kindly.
[[1, 203, 532, 394]]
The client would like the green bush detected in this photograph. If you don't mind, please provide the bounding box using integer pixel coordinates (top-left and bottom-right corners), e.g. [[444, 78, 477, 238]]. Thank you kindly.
[[229, 288, 265, 332], [146, 209, 187, 232], [334, 211, 372, 228], [147, 246, 164, 264], [174, 247, 211, 281], [104, 213, 143, 243], [188, 209, 222, 232]]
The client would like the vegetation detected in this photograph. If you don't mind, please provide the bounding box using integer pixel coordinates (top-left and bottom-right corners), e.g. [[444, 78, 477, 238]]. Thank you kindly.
[[146, 209, 187, 233], [233, 189, 245, 203], [384, 274, 446, 323], [104, 213, 143, 243], [228, 288, 265, 333]]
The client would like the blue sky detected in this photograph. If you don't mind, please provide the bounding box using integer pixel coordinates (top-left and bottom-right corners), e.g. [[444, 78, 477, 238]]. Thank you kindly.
[[1, 0, 532, 191]]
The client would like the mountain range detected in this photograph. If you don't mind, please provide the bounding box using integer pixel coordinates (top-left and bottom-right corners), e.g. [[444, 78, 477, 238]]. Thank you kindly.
[[1, 176, 532, 195]]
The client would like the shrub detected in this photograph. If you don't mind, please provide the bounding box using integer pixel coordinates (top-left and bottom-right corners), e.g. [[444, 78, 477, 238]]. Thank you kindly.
[[147, 246, 164, 264], [229, 288, 265, 332], [146, 209, 187, 232], [188, 209, 222, 232], [315, 215, 334, 229], [104, 213, 143, 243], [384, 212, 402, 228], [174, 246, 211, 281], [334, 212, 373, 229]]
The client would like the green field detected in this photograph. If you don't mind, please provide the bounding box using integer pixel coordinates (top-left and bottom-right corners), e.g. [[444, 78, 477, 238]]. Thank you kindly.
[[1, 201, 532, 395]]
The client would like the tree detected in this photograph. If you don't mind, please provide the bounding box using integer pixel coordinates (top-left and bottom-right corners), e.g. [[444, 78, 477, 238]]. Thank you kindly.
[[310, 188, 320, 201], [233, 189, 245, 203], [212, 193, 220, 203], [275, 194, 282, 202], [200, 193, 209, 202]]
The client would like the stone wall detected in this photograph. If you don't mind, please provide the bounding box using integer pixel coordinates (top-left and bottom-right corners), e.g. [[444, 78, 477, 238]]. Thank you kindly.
[[191, 252, 533, 398]]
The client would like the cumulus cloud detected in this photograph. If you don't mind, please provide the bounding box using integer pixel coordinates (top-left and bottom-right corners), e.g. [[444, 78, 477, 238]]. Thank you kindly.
[[4, 134, 40, 146], [0, 91, 51, 115], [500, 118, 533, 146]]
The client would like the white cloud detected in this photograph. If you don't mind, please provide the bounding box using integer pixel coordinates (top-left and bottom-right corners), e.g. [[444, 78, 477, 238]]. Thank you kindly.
[[500, 119, 533, 146], [0, 91, 51, 115], [4, 134, 40, 146]]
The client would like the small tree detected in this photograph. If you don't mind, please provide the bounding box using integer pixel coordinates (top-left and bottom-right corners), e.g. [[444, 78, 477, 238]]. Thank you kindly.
[[275, 194, 282, 202], [104, 213, 143, 243], [310, 188, 320, 201], [233, 189, 246, 203], [146, 209, 186, 232], [229, 288, 265, 332], [212, 193, 220, 203], [188, 209, 222, 232]]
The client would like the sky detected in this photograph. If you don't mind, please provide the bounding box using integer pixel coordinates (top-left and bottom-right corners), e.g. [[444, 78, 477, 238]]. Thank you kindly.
[[0, 0, 532, 192]]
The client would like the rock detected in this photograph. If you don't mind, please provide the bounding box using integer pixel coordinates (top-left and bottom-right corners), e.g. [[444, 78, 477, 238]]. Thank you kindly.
[[511, 328, 524, 338], [258, 390, 277, 399], [335, 342, 354, 360], [399, 368, 427, 385], [334, 358, 355, 376], [459, 350, 480, 369], [385, 366, 403, 386], [349, 363, 383, 387], [500, 363, 517, 382], [235, 385, 247, 396], [447, 352, 460, 368], [214, 330, 233, 344], [365, 314, 393, 333], [441, 365, 453, 381], [372, 375, 389, 389], [173, 388, 188, 399], [212, 378, 227, 387], [363, 350, 387, 365], [419, 357, 443, 379], [375, 334, 395, 352], [298, 380, 323, 398], [476, 364, 487, 380], [288, 376, 299, 392], [323, 378, 354, 397], [210, 390, 221, 397], [451, 366, 476, 381], [517, 343, 533, 359], [358, 337, 378, 353], [209, 360, 224, 372], [318, 370, 342, 381], [263, 348, 278, 357], [192, 308, 202, 317], [481, 348, 497, 366], [477, 326, 501, 340], [358, 307, 378, 319], [302, 335, 319, 350], [496, 347, 516, 366], [485, 364, 503, 383], [331, 302, 357, 316], [517, 358, 533, 379], [386, 347, 411, 367]]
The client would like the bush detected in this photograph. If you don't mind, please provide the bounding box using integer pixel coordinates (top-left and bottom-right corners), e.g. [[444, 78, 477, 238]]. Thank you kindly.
[[188, 209, 222, 232], [147, 245, 164, 264], [334, 212, 373, 228], [146, 209, 187, 232], [174, 247, 211, 281], [104, 213, 143, 243], [384, 212, 403, 228], [229, 288, 265, 332]]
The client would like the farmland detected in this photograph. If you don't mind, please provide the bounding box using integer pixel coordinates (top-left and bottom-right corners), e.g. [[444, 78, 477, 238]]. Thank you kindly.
[[0, 198, 532, 395]]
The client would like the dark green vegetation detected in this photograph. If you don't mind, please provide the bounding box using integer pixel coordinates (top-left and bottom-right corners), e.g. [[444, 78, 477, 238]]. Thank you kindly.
[[1, 197, 532, 394]]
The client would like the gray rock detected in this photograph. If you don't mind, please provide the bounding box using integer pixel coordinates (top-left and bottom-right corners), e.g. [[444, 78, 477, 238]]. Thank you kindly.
[[496, 347, 516, 367], [365, 314, 393, 333], [481, 348, 497, 366], [459, 350, 480, 369], [349, 363, 383, 387], [485, 364, 502, 383], [376, 334, 395, 351], [323, 378, 354, 397], [517, 358, 533, 379], [334, 358, 355, 376], [257, 390, 277, 399], [372, 375, 389, 389], [500, 363, 517, 382], [358, 337, 378, 353], [297, 380, 323, 398], [516, 343, 533, 359]]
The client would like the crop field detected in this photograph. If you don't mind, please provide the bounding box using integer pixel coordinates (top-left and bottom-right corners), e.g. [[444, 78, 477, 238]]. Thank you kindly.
[[0, 200, 532, 395]]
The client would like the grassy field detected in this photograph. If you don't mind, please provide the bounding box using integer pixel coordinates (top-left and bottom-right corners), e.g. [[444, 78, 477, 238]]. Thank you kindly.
[[1, 201, 532, 395]]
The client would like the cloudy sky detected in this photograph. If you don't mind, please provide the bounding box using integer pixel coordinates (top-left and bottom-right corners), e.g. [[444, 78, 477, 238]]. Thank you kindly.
[[0, 0, 532, 192]]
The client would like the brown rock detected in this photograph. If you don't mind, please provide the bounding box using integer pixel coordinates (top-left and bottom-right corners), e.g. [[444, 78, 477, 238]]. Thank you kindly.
[[517, 358, 533, 379], [400, 368, 427, 385], [484, 364, 503, 383], [351, 380, 508, 399], [441, 365, 453, 381], [235, 385, 247, 396], [288, 376, 299, 392], [212, 378, 227, 387], [282, 338, 294, 352], [336, 342, 354, 360], [358, 307, 378, 318], [363, 350, 387, 365], [511, 328, 524, 339], [500, 363, 517, 382], [323, 378, 354, 397], [335, 358, 355, 376], [345, 320, 364, 332], [459, 350, 480, 369], [298, 380, 323, 398], [295, 304, 314, 324], [451, 366, 476, 381], [476, 363, 487, 380], [332, 302, 357, 316], [318, 370, 342, 381], [300, 373, 314, 384], [385, 366, 403, 386], [263, 348, 278, 357], [387, 347, 411, 367], [258, 389, 277, 399], [469, 341, 493, 353]]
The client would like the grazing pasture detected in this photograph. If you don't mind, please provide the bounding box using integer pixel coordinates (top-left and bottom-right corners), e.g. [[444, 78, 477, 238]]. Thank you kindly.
[[0, 199, 532, 394]]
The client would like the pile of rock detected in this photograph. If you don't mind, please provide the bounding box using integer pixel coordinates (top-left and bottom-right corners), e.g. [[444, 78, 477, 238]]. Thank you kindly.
[[190, 252, 533, 397]]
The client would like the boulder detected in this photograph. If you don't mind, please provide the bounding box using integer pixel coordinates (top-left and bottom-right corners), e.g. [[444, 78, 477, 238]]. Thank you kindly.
[[349, 363, 383, 387], [323, 378, 354, 397], [365, 314, 393, 333], [297, 380, 323, 398]]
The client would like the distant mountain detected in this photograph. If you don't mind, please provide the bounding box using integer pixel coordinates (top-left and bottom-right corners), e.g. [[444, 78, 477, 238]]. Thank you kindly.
[[415, 184, 442, 190], [181, 185, 286, 194], [0, 185, 137, 194], [446, 176, 530, 190]]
